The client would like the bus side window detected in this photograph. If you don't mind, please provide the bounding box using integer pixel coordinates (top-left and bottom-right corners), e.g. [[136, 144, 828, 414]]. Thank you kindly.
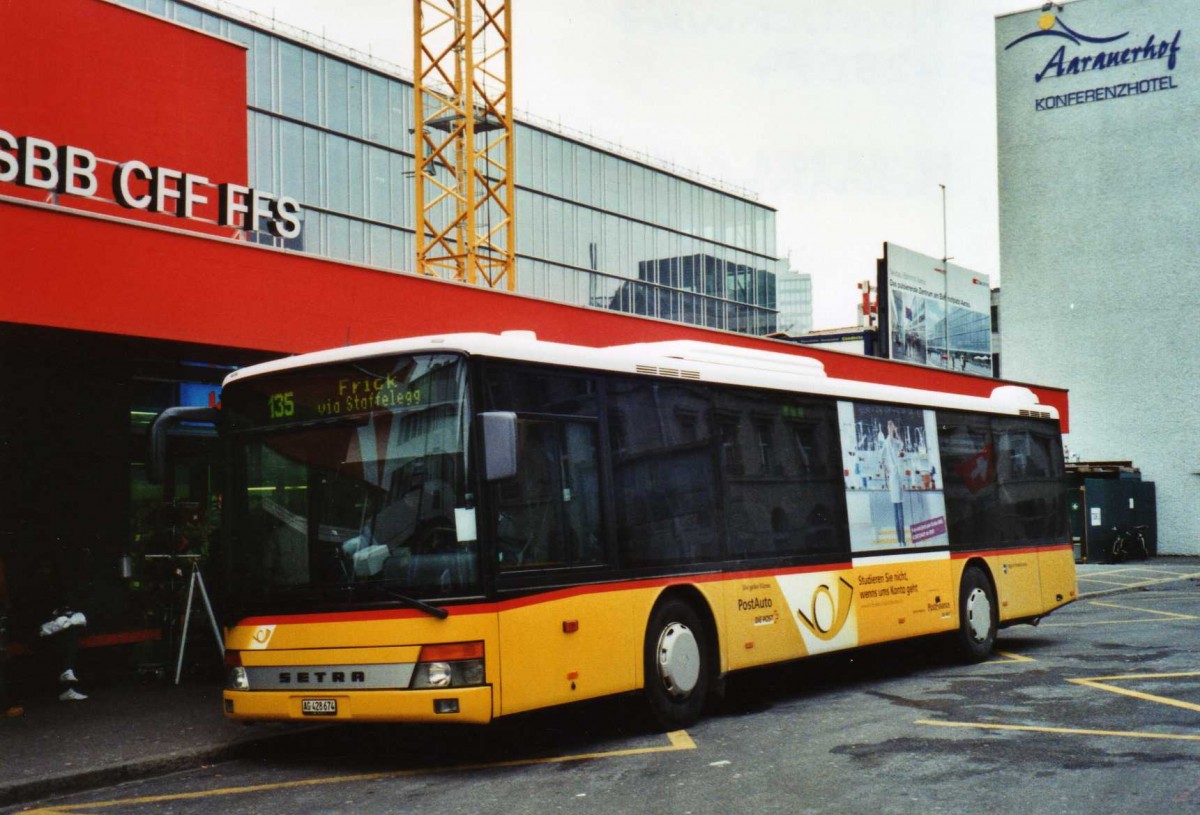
[[717, 389, 846, 560], [495, 418, 602, 570], [992, 417, 1068, 546], [481, 363, 604, 572], [936, 412, 997, 550], [497, 420, 563, 568], [609, 378, 719, 567]]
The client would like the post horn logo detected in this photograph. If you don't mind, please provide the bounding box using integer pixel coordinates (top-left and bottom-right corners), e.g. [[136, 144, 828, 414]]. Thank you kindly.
[[249, 624, 276, 649], [796, 577, 854, 641]]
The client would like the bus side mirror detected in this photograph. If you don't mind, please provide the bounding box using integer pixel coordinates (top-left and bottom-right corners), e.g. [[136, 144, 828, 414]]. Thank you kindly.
[[480, 411, 518, 481], [148, 406, 221, 485]]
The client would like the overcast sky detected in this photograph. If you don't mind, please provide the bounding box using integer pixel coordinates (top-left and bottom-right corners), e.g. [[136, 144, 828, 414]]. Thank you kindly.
[[215, 0, 1041, 328]]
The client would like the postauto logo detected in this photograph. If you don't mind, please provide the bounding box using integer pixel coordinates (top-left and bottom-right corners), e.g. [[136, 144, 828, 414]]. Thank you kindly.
[[1005, 12, 1182, 84]]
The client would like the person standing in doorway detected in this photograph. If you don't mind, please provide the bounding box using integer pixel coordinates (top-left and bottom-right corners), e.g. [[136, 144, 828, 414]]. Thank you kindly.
[[879, 420, 907, 546], [32, 548, 89, 702], [39, 607, 88, 701]]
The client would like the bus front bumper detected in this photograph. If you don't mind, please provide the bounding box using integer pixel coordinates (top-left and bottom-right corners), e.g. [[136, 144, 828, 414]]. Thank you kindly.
[[223, 685, 494, 724]]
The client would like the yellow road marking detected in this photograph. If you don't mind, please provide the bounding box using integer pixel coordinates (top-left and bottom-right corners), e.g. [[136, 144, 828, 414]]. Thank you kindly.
[[917, 719, 1200, 742], [1088, 601, 1200, 621], [1081, 571, 1200, 594], [1069, 671, 1200, 713], [24, 731, 696, 815], [933, 650, 1033, 670], [1043, 597, 1200, 627], [919, 666, 1200, 744], [990, 650, 1034, 664], [1087, 567, 1180, 577], [1044, 617, 1197, 628], [1078, 577, 1149, 587]]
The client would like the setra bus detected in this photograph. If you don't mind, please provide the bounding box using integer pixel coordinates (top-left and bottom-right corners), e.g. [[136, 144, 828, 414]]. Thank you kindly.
[[215, 330, 1076, 728]]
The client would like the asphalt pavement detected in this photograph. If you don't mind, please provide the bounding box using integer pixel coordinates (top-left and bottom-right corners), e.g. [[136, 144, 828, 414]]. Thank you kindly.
[[1, 556, 1196, 808], [0, 677, 310, 806]]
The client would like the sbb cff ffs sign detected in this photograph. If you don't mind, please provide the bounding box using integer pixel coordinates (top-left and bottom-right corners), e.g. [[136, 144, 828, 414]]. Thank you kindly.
[[0, 127, 301, 239]]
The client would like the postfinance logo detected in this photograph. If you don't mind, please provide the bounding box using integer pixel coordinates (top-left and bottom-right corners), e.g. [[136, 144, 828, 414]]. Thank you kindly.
[[777, 573, 857, 655]]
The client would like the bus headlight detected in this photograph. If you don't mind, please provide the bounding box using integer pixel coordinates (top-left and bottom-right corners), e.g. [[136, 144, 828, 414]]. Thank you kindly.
[[410, 642, 485, 688], [425, 662, 453, 687], [229, 666, 250, 691], [225, 651, 250, 690]]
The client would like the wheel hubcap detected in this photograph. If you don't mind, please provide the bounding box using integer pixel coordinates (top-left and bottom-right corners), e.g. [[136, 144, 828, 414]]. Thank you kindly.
[[965, 587, 992, 642], [657, 622, 700, 697]]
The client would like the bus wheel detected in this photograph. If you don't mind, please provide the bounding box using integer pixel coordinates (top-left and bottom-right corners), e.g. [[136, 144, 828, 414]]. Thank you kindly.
[[955, 567, 996, 663], [643, 598, 710, 730]]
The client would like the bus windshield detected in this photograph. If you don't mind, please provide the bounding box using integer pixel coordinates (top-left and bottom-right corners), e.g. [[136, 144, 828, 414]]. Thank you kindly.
[[221, 353, 477, 612]]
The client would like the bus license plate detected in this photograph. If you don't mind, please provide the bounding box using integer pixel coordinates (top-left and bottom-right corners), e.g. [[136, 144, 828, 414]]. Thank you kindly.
[[301, 698, 337, 716]]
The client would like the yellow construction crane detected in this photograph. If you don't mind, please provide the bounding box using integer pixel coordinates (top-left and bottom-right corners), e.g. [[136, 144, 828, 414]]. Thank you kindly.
[[413, 0, 515, 290]]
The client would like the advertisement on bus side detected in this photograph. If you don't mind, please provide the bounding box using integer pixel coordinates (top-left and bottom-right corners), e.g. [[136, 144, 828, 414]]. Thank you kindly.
[[837, 401, 948, 552]]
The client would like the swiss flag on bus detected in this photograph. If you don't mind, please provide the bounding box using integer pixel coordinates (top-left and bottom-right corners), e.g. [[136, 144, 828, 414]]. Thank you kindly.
[[955, 443, 995, 493]]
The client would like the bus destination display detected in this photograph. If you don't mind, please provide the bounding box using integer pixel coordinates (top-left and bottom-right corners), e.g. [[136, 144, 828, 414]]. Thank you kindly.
[[266, 377, 422, 422], [225, 358, 437, 428]]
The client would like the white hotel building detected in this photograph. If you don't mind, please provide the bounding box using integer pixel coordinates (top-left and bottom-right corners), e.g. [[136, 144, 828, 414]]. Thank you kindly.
[[996, 0, 1199, 553]]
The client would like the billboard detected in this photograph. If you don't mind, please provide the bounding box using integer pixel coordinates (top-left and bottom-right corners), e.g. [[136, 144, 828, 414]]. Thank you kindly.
[[879, 243, 993, 375], [838, 400, 948, 552]]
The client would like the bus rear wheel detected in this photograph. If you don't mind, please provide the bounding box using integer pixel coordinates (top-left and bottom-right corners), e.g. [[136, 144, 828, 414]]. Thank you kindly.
[[955, 566, 997, 663], [643, 597, 710, 730]]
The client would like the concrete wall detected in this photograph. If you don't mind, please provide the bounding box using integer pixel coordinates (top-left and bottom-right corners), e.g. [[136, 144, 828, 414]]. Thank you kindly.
[[996, 0, 1200, 553]]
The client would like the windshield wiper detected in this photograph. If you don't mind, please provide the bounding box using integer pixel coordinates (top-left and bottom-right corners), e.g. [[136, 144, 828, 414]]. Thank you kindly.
[[307, 572, 449, 619], [362, 584, 449, 619]]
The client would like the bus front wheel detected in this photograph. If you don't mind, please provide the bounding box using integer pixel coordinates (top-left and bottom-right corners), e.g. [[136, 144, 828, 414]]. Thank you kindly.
[[955, 566, 997, 662], [643, 597, 710, 729]]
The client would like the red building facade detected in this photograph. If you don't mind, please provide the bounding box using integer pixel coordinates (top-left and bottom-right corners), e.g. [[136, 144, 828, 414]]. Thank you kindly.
[[0, 0, 1067, 658]]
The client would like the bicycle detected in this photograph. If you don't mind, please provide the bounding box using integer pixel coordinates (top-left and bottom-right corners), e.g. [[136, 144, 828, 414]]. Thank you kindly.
[[1109, 525, 1150, 563]]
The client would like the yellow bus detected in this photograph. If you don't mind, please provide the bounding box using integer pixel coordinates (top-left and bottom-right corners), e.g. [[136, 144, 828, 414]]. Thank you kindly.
[[216, 331, 1076, 728]]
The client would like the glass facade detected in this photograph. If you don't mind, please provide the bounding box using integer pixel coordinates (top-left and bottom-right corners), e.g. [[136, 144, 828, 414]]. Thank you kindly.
[[775, 271, 813, 336], [116, 0, 783, 335], [943, 307, 991, 356]]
